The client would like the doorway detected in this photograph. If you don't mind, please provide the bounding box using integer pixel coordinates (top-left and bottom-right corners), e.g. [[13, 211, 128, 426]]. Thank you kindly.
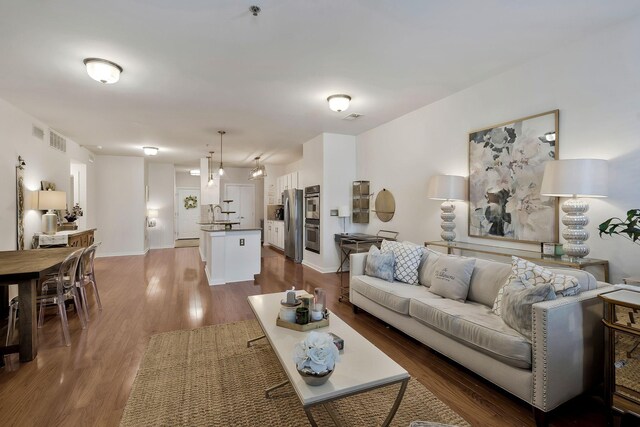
[[224, 184, 255, 229], [176, 187, 201, 239]]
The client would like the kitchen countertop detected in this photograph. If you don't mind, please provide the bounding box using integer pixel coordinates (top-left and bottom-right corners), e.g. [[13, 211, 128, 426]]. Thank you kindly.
[[200, 227, 262, 232]]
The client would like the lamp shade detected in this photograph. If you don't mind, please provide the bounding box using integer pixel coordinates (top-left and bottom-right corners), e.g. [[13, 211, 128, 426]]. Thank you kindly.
[[338, 205, 350, 218], [37, 190, 66, 210], [540, 159, 608, 197], [427, 175, 466, 201]]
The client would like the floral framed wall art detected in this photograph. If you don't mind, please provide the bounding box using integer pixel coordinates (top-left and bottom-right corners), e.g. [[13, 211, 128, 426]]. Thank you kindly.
[[468, 110, 559, 244]]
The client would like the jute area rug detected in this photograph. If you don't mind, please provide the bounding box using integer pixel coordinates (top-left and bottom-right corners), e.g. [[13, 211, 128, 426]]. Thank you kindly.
[[121, 320, 469, 427]]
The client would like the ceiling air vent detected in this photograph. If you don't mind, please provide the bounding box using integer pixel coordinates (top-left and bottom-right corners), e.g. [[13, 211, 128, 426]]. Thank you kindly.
[[32, 125, 45, 140], [342, 113, 363, 121], [49, 130, 67, 153]]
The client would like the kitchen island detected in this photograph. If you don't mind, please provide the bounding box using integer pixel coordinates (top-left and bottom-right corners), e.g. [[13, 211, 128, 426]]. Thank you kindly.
[[199, 226, 261, 286]]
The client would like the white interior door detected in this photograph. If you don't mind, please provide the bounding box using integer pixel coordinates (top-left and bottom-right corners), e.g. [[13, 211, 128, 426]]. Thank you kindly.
[[225, 184, 255, 229], [177, 187, 201, 239]]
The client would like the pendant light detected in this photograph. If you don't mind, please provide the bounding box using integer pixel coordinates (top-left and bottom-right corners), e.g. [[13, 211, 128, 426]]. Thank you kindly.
[[207, 151, 215, 187], [248, 156, 267, 180], [218, 131, 226, 176]]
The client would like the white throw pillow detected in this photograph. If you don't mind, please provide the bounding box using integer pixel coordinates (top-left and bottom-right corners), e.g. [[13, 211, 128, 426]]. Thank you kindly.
[[492, 256, 580, 315], [380, 240, 424, 285], [429, 256, 476, 302]]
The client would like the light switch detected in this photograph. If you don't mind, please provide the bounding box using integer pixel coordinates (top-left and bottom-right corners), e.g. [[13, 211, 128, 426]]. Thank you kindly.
[[240, 238, 245, 246]]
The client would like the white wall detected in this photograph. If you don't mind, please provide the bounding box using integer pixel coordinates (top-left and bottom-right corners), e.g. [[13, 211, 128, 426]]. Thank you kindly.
[[95, 155, 146, 256], [0, 97, 96, 251], [148, 163, 175, 249], [356, 15, 640, 283], [176, 171, 200, 187]]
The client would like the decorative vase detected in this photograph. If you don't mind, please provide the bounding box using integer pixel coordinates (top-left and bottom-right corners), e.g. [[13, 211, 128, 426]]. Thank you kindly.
[[297, 367, 333, 386]]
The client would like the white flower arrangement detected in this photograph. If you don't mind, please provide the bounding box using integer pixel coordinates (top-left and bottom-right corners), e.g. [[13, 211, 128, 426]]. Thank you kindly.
[[293, 331, 339, 374]]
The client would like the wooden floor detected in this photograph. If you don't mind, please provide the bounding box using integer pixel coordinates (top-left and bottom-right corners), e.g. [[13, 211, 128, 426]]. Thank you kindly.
[[0, 247, 607, 426]]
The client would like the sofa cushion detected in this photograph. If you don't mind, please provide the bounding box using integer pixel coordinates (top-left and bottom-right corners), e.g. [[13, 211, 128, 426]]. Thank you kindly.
[[467, 258, 512, 307], [351, 275, 439, 315], [381, 240, 424, 285], [364, 245, 395, 282], [429, 256, 476, 302], [409, 297, 532, 369]]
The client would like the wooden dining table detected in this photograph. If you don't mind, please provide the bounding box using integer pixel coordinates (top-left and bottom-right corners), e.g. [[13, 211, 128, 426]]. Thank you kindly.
[[0, 247, 78, 361]]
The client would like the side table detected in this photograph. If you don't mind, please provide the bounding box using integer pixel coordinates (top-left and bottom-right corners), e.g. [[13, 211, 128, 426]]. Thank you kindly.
[[600, 290, 640, 425]]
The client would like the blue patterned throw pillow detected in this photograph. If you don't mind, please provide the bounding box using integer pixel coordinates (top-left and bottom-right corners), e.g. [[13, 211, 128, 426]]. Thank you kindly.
[[380, 240, 424, 285], [364, 245, 395, 282]]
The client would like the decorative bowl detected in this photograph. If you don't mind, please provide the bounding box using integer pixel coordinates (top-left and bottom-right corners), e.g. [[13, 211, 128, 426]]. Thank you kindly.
[[297, 367, 333, 386]]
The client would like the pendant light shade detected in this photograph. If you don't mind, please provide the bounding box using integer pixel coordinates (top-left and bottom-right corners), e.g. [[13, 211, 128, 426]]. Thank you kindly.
[[207, 152, 215, 186], [218, 131, 226, 176], [327, 94, 351, 112], [83, 58, 123, 84], [249, 156, 267, 180]]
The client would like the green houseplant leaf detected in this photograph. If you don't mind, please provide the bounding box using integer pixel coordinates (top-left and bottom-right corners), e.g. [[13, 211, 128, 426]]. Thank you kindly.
[[599, 209, 640, 245]]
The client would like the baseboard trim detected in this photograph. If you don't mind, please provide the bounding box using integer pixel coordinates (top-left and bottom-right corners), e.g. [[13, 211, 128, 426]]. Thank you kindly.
[[301, 260, 337, 274], [96, 250, 148, 258]]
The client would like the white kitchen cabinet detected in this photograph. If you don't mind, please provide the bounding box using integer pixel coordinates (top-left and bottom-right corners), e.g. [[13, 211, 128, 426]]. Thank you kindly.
[[279, 221, 285, 248], [291, 171, 299, 189]]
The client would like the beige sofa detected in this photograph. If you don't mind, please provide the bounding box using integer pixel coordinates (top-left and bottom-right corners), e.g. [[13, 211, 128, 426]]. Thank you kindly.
[[349, 252, 611, 425]]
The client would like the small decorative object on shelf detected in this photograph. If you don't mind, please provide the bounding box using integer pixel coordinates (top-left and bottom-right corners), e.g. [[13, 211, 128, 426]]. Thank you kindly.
[[541, 242, 555, 256], [312, 288, 326, 321], [293, 331, 340, 386]]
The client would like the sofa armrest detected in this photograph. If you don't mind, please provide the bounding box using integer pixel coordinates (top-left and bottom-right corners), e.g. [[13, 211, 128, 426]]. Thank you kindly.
[[349, 253, 367, 279], [531, 286, 611, 412]]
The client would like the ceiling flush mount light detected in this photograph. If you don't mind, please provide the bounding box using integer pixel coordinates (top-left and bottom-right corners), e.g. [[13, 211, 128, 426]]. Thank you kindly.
[[249, 156, 267, 180], [143, 146, 159, 156], [327, 94, 351, 112], [83, 58, 123, 84], [190, 169, 200, 176], [218, 131, 226, 176]]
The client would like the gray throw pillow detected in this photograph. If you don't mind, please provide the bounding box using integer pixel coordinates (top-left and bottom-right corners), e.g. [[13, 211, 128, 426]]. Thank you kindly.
[[364, 245, 395, 282], [501, 283, 556, 341], [429, 257, 476, 302]]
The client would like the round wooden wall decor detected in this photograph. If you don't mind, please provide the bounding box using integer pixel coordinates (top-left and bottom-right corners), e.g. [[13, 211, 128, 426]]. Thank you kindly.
[[375, 189, 395, 222], [184, 195, 198, 209]]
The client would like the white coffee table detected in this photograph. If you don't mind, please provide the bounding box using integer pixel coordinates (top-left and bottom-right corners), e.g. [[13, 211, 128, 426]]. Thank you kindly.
[[247, 291, 410, 427]]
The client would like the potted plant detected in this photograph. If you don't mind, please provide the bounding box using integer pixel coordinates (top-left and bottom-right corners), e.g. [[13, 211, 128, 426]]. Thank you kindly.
[[599, 209, 640, 246], [293, 331, 339, 386]]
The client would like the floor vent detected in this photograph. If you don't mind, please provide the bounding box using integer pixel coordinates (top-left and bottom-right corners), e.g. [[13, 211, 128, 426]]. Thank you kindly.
[[343, 113, 363, 121], [49, 130, 67, 153], [32, 125, 44, 140]]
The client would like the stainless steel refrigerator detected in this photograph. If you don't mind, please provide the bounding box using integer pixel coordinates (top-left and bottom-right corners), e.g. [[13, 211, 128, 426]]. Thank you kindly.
[[283, 189, 304, 263]]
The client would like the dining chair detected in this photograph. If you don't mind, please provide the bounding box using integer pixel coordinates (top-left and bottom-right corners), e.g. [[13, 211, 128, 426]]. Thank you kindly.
[[37, 248, 86, 346], [76, 242, 102, 322]]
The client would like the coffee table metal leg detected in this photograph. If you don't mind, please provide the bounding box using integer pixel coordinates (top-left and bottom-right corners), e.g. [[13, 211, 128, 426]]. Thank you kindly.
[[304, 406, 319, 427], [265, 379, 290, 398], [247, 334, 265, 348], [324, 402, 342, 425], [381, 377, 409, 427]]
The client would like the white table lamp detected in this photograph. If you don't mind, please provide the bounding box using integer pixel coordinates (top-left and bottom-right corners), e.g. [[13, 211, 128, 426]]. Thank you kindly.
[[427, 175, 466, 241], [338, 205, 350, 234], [37, 190, 66, 235], [148, 209, 159, 227], [540, 159, 608, 258]]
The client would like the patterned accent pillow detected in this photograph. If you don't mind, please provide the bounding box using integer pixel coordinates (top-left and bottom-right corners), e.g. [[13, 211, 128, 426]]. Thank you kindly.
[[520, 270, 581, 297], [492, 256, 580, 315], [380, 240, 424, 285], [501, 283, 556, 341], [364, 245, 395, 282]]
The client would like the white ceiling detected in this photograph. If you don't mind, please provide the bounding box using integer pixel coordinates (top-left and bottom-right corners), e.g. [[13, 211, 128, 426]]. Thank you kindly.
[[1, 1, 639, 168]]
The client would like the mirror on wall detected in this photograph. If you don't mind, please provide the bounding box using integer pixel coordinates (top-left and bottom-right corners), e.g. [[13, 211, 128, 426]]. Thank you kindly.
[[374, 189, 395, 222]]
